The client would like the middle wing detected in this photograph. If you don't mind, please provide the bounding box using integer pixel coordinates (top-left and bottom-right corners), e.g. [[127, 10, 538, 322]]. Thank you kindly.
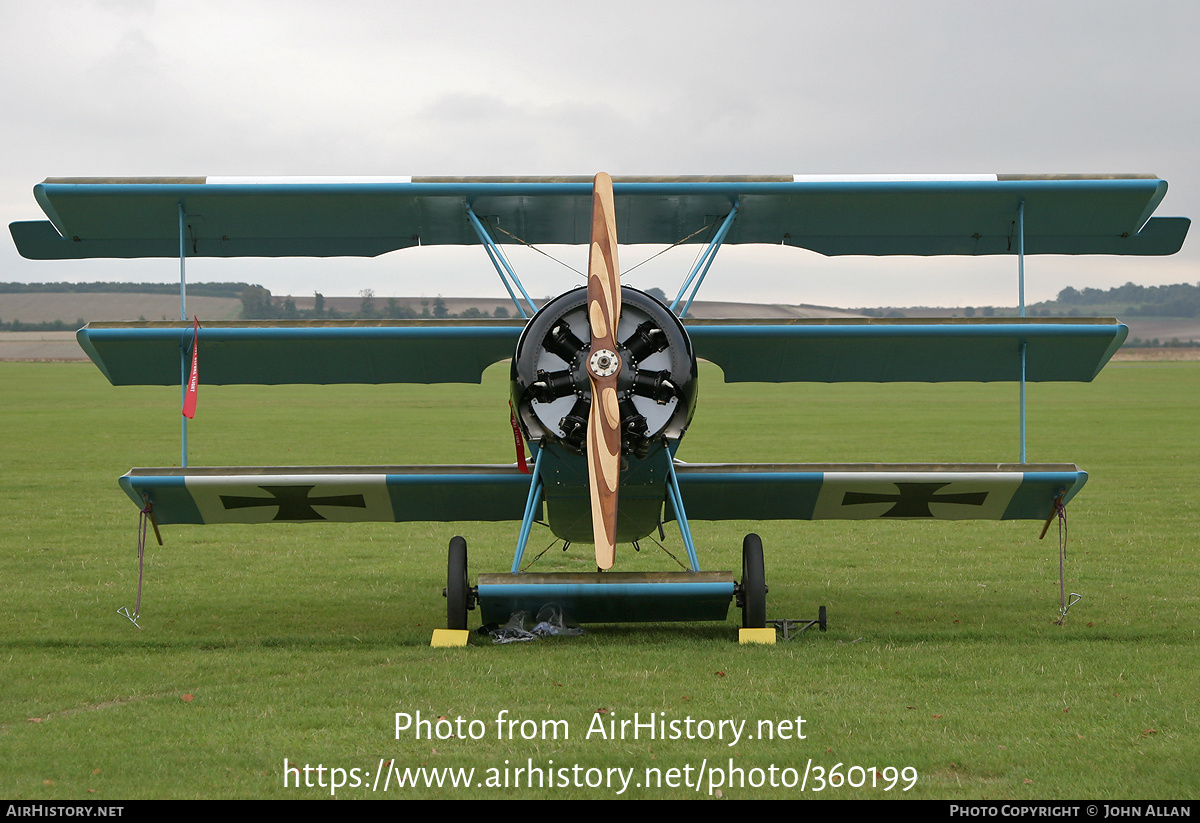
[[76, 316, 1127, 386], [687, 317, 1127, 382], [77, 319, 523, 385]]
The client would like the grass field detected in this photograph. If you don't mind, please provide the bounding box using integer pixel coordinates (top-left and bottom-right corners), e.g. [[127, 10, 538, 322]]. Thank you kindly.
[[1, 361, 1197, 800]]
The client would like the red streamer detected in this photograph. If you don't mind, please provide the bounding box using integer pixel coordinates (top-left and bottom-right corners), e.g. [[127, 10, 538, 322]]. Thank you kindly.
[[182, 316, 199, 419], [509, 402, 530, 474]]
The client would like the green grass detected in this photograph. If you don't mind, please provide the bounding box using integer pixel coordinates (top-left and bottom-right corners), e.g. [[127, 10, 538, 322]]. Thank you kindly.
[[1, 361, 1197, 799]]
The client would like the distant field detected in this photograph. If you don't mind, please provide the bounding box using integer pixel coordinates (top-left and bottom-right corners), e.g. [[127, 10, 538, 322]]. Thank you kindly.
[[1111, 347, 1200, 361], [1120, 315, 1200, 344], [0, 360, 1196, 800], [0, 293, 242, 323]]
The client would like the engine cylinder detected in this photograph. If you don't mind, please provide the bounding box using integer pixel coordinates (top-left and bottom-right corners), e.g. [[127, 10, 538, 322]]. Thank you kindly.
[[511, 287, 697, 457]]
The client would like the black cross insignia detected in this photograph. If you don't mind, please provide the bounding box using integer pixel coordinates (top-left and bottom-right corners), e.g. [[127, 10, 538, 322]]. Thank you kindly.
[[841, 482, 989, 518], [220, 485, 367, 521]]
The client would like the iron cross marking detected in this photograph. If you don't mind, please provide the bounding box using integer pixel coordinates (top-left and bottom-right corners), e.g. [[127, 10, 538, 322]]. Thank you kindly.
[[220, 485, 367, 521], [841, 482, 989, 518]]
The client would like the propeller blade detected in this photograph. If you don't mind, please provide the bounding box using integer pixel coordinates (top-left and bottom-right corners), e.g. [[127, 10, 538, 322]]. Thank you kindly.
[[586, 172, 622, 569]]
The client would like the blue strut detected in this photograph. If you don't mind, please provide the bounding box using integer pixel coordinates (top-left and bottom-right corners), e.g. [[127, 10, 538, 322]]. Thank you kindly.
[[465, 206, 538, 319], [510, 446, 545, 573], [670, 205, 739, 317]]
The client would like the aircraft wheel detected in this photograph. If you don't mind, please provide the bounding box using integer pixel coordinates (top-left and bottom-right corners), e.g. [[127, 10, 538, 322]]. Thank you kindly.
[[446, 536, 469, 630], [741, 533, 767, 629]]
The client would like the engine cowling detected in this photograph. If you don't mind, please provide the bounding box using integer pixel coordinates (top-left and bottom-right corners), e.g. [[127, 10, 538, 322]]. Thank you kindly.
[[511, 286, 697, 458]]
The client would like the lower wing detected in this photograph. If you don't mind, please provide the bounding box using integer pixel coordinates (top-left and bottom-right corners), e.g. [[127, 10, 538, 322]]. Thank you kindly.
[[122, 462, 1081, 526]]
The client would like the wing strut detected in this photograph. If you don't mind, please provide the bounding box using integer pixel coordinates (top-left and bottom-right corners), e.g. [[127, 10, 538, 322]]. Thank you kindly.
[[1017, 199, 1026, 462], [669, 205, 739, 316], [465, 206, 538, 319], [510, 445, 546, 572], [178, 203, 190, 467], [665, 444, 700, 572]]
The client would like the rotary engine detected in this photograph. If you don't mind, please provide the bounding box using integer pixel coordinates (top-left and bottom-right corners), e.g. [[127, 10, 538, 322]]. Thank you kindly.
[[511, 286, 698, 458]]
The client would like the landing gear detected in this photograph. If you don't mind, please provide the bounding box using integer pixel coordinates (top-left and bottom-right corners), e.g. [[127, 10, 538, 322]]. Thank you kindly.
[[739, 533, 767, 629], [444, 536, 475, 630]]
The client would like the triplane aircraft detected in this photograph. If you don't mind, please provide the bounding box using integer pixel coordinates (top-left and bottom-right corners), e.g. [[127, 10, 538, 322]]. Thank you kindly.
[[11, 173, 1189, 640]]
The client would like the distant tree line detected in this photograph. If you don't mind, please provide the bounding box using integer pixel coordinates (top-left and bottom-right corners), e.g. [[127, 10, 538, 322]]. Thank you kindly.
[[858, 308, 916, 318], [1050, 281, 1200, 317], [242, 286, 672, 320], [239, 286, 512, 320], [858, 282, 1200, 321]]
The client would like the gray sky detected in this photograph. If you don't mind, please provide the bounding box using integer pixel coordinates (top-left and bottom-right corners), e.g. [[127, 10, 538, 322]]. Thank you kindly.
[[2, 0, 1197, 307]]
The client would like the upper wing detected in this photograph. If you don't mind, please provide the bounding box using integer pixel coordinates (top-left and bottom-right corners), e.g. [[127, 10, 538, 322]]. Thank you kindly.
[[11, 173, 1187, 259]]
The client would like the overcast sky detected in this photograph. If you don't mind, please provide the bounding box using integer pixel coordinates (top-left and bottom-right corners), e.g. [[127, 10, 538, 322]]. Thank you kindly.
[[2, 0, 1197, 308]]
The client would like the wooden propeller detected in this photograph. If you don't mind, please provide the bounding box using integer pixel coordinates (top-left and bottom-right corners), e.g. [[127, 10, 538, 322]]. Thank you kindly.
[[586, 172, 622, 569]]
